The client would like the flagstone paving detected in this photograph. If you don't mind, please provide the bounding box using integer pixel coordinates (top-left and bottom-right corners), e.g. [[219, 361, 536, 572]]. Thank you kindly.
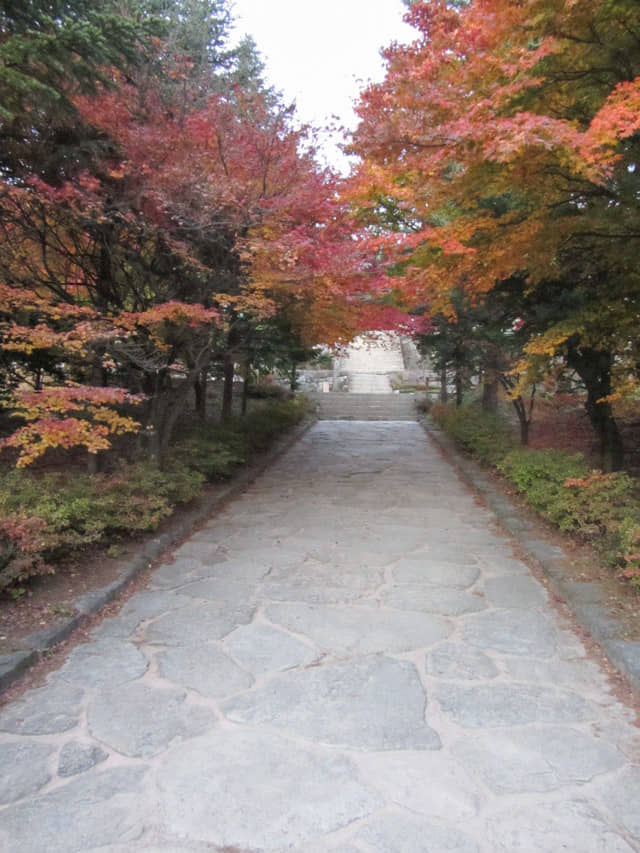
[[1, 420, 640, 852]]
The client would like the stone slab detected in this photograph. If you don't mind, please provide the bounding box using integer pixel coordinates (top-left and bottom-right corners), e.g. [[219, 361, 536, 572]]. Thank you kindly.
[[179, 576, 259, 605], [143, 600, 254, 646], [436, 683, 592, 728], [58, 638, 148, 688], [425, 642, 500, 680], [223, 656, 441, 750], [598, 765, 640, 839], [483, 575, 548, 609], [88, 682, 216, 757], [502, 656, 608, 691], [156, 729, 382, 851], [58, 740, 108, 777], [224, 622, 316, 675], [452, 727, 624, 794], [147, 556, 216, 589], [119, 588, 194, 622], [462, 609, 558, 657], [0, 741, 54, 804], [266, 602, 451, 655], [0, 767, 149, 853], [354, 810, 480, 853], [382, 585, 487, 616], [0, 679, 84, 735], [486, 798, 635, 852], [391, 557, 480, 589], [155, 643, 253, 698], [355, 751, 483, 822]]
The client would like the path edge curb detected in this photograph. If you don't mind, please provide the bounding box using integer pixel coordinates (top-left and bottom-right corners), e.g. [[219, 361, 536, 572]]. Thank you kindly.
[[421, 419, 640, 697], [0, 417, 316, 694]]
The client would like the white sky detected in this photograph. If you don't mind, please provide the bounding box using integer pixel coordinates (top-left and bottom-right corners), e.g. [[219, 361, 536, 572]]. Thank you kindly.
[[230, 0, 415, 169]]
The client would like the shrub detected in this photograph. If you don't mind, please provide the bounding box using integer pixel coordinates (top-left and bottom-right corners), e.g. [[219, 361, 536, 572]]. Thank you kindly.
[[172, 427, 245, 481], [498, 449, 589, 529], [116, 460, 205, 513], [212, 397, 308, 456], [0, 396, 309, 593], [497, 452, 640, 545], [0, 512, 51, 591], [619, 519, 640, 589], [430, 403, 640, 590], [562, 470, 639, 540], [246, 382, 290, 400], [0, 463, 202, 593], [241, 397, 308, 452], [430, 403, 517, 466]]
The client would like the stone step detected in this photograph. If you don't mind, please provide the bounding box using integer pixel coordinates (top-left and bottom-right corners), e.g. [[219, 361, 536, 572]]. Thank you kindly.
[[348, 373, 392, 393], [309, 392, 418, 421], [339, 333, 405, 375]]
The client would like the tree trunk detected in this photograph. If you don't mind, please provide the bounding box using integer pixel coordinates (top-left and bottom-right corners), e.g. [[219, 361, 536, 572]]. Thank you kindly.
[[87, 451, 102, 474], [147, 373, 177, 466], [194, 368, 207, 420], [241, 359, 250, 416], [88, 358, 107, 472], [148, 378, 167, 464], [221, 356, 235, 422], [482, 376, 499, 412], [439, 365, 448, 403], [455, 370, 463, 407], [512, 397, 531, 446], [288, 360, 298, 392], [499, 376, 535, 447], [587, 397, 624, 472], [481, 349, 500, 412], [159, 397, 187, 461], [567, 341, 624, 472]]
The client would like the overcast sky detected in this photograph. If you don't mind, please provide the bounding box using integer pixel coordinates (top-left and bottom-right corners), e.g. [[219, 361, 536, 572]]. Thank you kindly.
[[230, 0, 415, 169]]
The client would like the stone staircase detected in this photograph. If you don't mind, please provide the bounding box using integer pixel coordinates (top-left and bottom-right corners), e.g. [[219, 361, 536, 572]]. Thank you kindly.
[[339, 334, 405, 394], [348, 373, 393, 393], [309, 392, 418, 421]]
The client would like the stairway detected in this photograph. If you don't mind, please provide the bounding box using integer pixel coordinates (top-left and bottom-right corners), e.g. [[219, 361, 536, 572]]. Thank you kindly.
[[339, 334, 405, 394], [309, 392, 418, 421], [348, 373, 393, 393]]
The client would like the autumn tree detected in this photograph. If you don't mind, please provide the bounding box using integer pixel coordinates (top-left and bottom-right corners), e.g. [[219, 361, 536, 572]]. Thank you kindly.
[[349, 0, 640, 470], [0, 0, 360, 467]]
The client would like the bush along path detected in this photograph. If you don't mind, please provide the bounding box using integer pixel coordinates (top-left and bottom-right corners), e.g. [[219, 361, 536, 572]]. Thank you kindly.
[[429, 403, 640, 592], [0, 399, 313, 691], [0, 421, 639, 851]]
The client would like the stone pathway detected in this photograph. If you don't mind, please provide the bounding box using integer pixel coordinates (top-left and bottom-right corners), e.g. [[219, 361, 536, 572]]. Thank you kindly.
[[1, 421, 640, 852]]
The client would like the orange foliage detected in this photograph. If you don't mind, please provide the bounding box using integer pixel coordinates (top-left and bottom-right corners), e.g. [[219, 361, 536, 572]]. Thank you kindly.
[[0, 386, 144, 467]]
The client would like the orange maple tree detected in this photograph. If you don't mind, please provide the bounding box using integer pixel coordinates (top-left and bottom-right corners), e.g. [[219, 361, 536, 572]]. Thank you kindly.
[[347, 0, 640, 469]]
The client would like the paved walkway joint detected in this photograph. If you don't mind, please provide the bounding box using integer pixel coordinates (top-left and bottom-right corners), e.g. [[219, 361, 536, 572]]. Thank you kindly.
[[1, 421, 639, 852]]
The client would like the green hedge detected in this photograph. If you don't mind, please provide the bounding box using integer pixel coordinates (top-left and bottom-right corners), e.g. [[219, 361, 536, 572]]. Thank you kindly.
[[430, 403, 640, 588]]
